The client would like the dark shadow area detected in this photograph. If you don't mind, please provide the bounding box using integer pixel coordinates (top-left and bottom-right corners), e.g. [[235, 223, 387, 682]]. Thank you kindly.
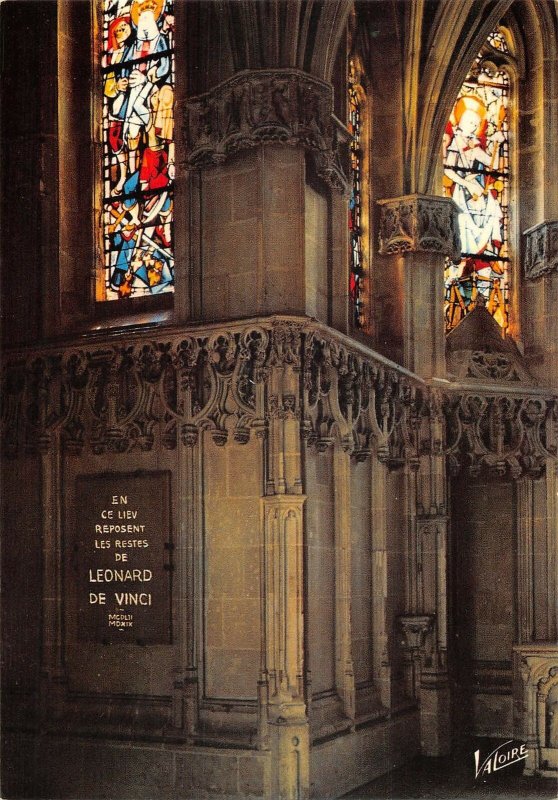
[[344, 741, 558, 800]]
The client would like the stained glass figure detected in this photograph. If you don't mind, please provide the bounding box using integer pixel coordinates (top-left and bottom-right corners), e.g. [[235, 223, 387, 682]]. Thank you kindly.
[[101, 0, 175, 300], [443, 32, 510, 332], [487, 30, 510, 54], [348, 69, 364, 328]]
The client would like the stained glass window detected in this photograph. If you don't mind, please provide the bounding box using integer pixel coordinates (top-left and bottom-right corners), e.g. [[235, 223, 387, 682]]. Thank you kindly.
[[101, 0, 175, 300], [348, 65, 364, 328], [443, 30, 511, 332]]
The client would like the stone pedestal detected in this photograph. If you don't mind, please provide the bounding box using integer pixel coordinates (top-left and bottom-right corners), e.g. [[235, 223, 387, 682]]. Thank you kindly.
[[513, 642, 558, 777], [398, 614, 450, 756], [419, 672, 451, 757]]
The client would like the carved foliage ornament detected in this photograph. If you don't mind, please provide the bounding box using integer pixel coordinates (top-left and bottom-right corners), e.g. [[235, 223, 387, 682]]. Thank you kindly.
[[443, 392, 557, 479], [467, 351, 521, 382], [301, 330, 427, 468], [2, 327, 273, 456], [377, 194, 461, 260], [184, 70, 348, 192], [2, 322, 557, 476], [524, 220, 558, 280]]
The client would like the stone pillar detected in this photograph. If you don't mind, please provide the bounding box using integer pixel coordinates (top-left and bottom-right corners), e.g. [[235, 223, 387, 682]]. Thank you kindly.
[[261, 322, 310, 800], [370, 455, 391, 709], [169, 437, 200, 738], [517, 478, 535, 644], [397, 613, 450, 756], [36, 424, 68, 727], [523, 220, 558, 385], [263, 496, 309, 800], [333, 444, 356, 723], [544, 459, 558, 642], [39, 435, 65, 688], [183, 70, 347, 326], [398, 615, 434, 701], [399, 388, 451, 755], [377, 194, 460, 379]]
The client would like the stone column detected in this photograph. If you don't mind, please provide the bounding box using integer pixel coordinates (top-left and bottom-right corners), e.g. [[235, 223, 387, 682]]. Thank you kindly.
[[544, 459, 558, 642], [39, 434, 65, 688], [263, 496, 308, 800], [398, 615, 434, 700], [370, 454, 391, 709], [183, 70, 347, 327], [333, 443, 355, 723], [169, 437, 200, 738], [377, 194, 460, 379], [398, 388, 451, 755], [261, 323, 310, 800], [523, 221, 558, 385], [517, 478, 535, 644]]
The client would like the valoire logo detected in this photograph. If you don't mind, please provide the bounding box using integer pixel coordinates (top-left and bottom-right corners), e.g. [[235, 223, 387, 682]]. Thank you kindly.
[[474, 740, 528, 779]]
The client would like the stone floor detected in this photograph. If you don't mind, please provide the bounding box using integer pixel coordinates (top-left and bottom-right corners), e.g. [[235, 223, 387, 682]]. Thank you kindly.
[[344, 747, 558, 800]]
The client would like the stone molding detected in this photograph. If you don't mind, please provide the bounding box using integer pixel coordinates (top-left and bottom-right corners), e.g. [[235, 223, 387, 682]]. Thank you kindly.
[[443, 390, 557, 479], [183, 69, 348, 192], [377, 194, 461, 259], [524, 220, 558, 280], [2, 317, 557, 478], [0, 319, 425, 470]]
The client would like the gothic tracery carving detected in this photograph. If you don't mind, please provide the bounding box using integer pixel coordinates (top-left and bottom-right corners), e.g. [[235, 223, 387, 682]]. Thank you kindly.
[[184, 70, 348, 192], [443, 392, 556, 479], [2, 320, 557, 477]]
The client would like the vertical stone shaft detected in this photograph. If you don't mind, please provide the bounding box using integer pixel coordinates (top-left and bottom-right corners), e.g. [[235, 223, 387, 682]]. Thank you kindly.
[[171, 439, 200, 736], [371, 455, 391, 708], [263, 496, 309, 800], [40, 436, 65, 684], [263, 336, 309, 799], [545, 460, 558, 640], [333, 444, 355, 722]]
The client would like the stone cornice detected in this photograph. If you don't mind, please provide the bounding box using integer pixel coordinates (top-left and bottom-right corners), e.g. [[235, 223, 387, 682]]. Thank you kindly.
[[524, 220, 558, 280], [1, 317, 419, 461], [183, 69, 348, 192], [2, 317, 557, 477], [377, 194, 461, 259]]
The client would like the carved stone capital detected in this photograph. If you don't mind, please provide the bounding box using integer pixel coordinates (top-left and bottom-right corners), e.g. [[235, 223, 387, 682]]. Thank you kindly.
[[398, 614, 435, 652], [184, 69, 348, 191], [377, 194, 460, 259], [524, 220, 558, 279]]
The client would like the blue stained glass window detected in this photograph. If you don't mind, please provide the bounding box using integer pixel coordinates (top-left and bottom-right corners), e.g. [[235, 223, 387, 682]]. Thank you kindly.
[[101, 0, 175, 300]]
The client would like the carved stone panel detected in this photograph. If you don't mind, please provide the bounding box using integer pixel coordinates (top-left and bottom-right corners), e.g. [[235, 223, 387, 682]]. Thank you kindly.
[[524, 221, 558, 280], [184, 69, 348, 191], [377, 194, 460, 259]]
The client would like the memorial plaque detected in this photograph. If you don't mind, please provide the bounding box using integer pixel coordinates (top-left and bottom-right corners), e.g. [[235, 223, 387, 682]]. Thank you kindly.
[[74, 472, 172, 645]]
